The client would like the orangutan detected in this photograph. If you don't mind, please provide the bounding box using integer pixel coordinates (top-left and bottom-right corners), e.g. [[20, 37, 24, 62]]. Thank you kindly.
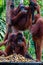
[[30, 16, 43, 61], [0, 32, 33, 60]]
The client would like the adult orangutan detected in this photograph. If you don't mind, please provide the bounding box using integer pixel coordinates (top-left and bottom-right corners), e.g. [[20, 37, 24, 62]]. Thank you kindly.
[[29, 1, 43, 61], [0, 32, 33, 60], [10, 4, 40, 30], [30, 16, 43, 61]]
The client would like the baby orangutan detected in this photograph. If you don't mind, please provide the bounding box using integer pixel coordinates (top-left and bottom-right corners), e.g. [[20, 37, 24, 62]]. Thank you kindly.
[[0, 32, 33, 60]]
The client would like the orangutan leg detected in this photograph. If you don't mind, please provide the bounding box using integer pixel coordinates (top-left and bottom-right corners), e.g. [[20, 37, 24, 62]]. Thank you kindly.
[[0, 50, 7, 56], [34, 39, 42, 61]]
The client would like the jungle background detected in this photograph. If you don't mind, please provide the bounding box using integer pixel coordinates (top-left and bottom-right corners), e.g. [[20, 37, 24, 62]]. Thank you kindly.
[[0, 0, 43, 61]]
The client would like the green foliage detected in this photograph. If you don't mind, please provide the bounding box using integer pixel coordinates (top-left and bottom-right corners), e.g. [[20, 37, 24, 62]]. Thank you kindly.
[[14, 0, 29, 7], [0, 0, 2, 7], [24, 0, 29, 6], [23, 30, 29, 43], [37, 0, 43, 16], [0, 18, 6, 41], [0, 0, 6, 15], [0, 45, 5, 51], [0, 7, 3, 15], [14, 0, 20, 7]]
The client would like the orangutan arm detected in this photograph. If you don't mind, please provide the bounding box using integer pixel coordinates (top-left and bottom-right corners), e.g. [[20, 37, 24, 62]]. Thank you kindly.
[[11, 11, 27, 23], [0, 40, 8, 47], [34, 4, 40, 23], [35, 4, 40, 16]]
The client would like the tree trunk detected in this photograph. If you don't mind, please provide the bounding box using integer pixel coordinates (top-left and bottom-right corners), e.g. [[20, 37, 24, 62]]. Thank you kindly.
[[6, 0, 14, 24], [4, 0, 14, 41]]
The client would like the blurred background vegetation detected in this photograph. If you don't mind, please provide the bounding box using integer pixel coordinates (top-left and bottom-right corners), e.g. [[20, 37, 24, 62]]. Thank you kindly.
[[0, 0, 43, 60]]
